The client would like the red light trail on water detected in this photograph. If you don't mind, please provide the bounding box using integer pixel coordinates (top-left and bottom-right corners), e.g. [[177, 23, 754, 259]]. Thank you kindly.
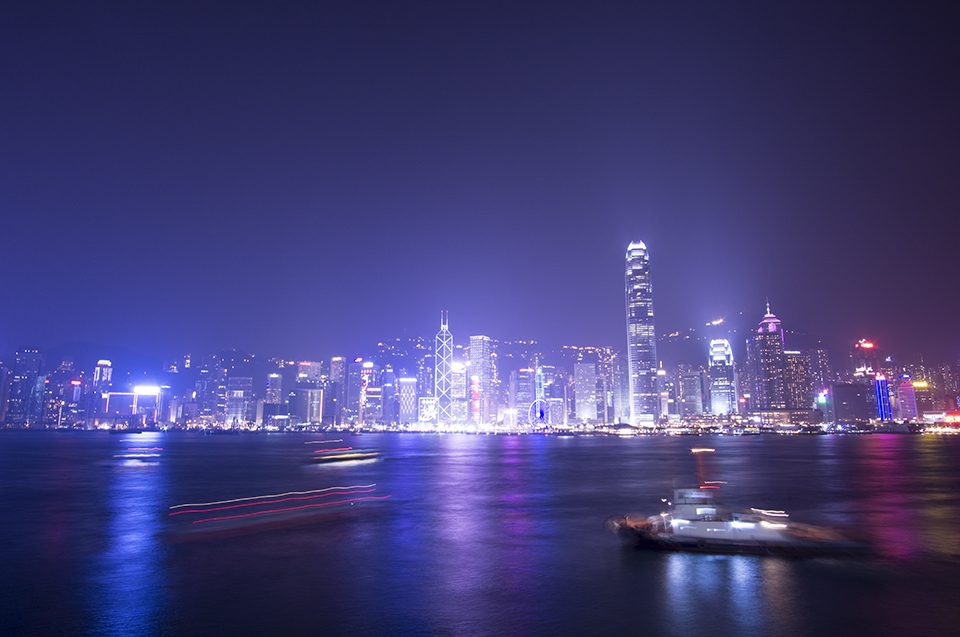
[[169, 484, 376, 509], [169, 489, 376, 516], [191, 495, 392, 524]]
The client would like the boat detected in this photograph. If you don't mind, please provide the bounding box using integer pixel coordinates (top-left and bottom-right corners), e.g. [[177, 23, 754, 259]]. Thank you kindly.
[[607, 448, 869, 557]]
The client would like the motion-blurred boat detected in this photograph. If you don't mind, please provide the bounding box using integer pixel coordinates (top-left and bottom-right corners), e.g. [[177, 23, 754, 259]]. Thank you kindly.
[[607, 448, 868, 557]]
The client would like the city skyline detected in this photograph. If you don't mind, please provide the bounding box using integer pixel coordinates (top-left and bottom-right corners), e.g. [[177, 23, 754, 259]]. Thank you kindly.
[[2, 240, 958, 431]]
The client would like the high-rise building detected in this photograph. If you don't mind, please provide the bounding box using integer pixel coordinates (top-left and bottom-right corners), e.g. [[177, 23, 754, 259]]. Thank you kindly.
[[708, 339, 737, 416], [510, 368, 536, 425], [678, 367, 705, 417], [225, 376, 253, 427], [874, 374, 892, 421], [265, 373, 283, 405], [894, 376, 918, 420], [327, 356, 346, 425], [468, 335, 495, 424], [851, 339, 880, 379], [434, 311, 453, 424], [747, 305, 787, 410], [784, 350, 812, 409], [574, 363, 598, 422], [624, 240, 658, 425], [291, 387, 324, 424], [5, 349, 43, 424], [398, 378, 418, 424]]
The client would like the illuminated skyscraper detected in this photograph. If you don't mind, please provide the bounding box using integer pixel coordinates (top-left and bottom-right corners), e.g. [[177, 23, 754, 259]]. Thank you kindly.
[[434, 311, 453, 423], [747, 304, 787, 410], [678, 367, 705, 417], [225, 376, 253, 427], [624, 241, 658, 425], [265, 373, 283, 405], [468, 335, 495, 424], [398, 378, 418, 424], [784, 350, 812, 409], [708, 339, 737, 415], [6, 349, 43, 424], [874, 374, 892, 420], [894, 376, 918, 420]]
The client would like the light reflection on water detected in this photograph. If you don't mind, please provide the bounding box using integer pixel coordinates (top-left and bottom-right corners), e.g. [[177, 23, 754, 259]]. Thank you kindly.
[[94, 432, 169, 636], [0, 431, 958, 636]]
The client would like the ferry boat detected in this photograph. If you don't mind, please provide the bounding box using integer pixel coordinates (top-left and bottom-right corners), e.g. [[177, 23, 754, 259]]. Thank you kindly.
[[607, 448, 868, 557]]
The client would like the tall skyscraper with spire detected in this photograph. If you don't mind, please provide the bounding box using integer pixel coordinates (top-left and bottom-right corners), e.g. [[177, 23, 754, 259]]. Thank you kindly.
[[747, 303, 788, 410], [434, 310, 453, 424], [625, 241, 658, 425]]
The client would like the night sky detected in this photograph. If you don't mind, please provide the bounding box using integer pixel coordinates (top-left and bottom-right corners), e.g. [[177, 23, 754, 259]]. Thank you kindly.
[[2, 2, 958, 365]]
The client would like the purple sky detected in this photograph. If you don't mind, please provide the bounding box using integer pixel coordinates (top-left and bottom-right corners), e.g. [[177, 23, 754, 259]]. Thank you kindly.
[[1, 1, 958, 365]]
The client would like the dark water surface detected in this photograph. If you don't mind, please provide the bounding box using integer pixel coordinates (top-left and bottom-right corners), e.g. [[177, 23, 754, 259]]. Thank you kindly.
[[2, 432, 959, 636]]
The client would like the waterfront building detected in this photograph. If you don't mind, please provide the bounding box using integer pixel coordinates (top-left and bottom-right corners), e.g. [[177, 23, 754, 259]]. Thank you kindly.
[[265, 373, 283, 405], [894, 376, 918, 420], [747, 305, 787, 410], [5, 349, 43, 424], [832, 382, 874, 422], [398, 377, 418, 424], [678, 367, 705, 417], [434, 311, 453, 423], [624, 240, 658, 425], [225, 376, 254, 427], [784, 350, 812, 409], [468, 335, 495, 424], [291, 387, 324, 424], [708, 339, 737, 416], [874, 374, 892, 421]]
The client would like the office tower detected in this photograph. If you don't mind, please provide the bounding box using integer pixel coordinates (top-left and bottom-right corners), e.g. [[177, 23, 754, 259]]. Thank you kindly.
[[832, 382, 875, 422], [450, 361, 468, 423], [895, 376, 918, 420], [547, 397, 567, 426], [784, 351, 812, 409], [291, 387, 324, 424], [574, 363, 598, 422], [398, 378, 418, 424], [380, 366, 398, 423], [708, 339, 737, 415], [469, 335, 495, 424], [625, 241, 658, 425], [510, 368, 536, 425], [747, 304, 787, 410], [6, 349, 44, 424], [678, 366, 705, 417], [612, 352, 630, 423], [327, 356, 346, 425], [851, 339, 880, 381], [265, 373, 283, 405], [225, 376, 253, 427], [807, 347, 833, 393], [874, 374, 892, 420], [93, 359, 113, 387], [434, 311, 453, 423]]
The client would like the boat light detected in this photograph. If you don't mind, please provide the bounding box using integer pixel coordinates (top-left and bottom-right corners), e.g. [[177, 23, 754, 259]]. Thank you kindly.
[[760, 520, 788, 529], [751, 508, 789, 517], [730, 521, 756, 530]]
